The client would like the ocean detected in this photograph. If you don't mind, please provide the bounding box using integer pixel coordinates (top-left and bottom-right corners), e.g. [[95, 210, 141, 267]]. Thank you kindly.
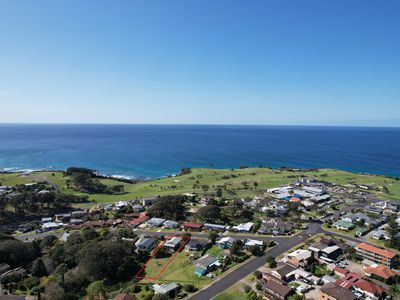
[[0, 124, 399, 179]]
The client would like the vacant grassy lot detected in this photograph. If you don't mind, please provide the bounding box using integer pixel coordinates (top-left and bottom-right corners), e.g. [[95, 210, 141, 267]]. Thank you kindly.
[[1, 167, 400, 206], [212, 282, 247, 300], [140, 250, 212, 289]]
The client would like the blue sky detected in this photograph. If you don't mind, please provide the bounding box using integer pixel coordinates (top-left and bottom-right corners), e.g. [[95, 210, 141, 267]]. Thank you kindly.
[[0, 1, 399, 126]]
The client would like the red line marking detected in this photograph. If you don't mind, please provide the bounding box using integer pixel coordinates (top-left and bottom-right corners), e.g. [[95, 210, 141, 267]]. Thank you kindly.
[[135, 235, 191, 280]]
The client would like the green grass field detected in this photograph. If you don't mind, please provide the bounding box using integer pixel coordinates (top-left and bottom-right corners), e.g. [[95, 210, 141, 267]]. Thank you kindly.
[[140, 250, 212, 289], [1, 167, 400, 207], [212, 282, 247, 300]]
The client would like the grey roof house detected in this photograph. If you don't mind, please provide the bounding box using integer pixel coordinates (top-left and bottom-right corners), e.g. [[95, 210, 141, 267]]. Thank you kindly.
[[136, 237, 157, 251]]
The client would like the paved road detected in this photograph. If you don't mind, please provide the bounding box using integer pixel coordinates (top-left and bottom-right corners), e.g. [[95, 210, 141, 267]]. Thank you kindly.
[[189, 223, 322, 300], [188, 222, 366, 300]]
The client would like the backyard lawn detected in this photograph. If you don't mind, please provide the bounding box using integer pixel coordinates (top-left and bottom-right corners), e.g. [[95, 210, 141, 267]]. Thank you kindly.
[[140, 250, 212, 289]]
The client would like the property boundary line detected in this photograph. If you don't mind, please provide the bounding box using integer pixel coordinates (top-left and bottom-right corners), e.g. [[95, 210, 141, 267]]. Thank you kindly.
[[135, 235, 191, 280]]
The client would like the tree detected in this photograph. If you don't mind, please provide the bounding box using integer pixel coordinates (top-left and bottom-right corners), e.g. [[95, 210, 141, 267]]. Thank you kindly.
[[110, 184, 125, 194], [216, 187, 222, 198], [0, 239, 40, 268], [86, 280, 106, 300], [182, 284, 196, 292], [386, 219, 400, 249], [248, 245, 263, 256], [197, 205, 221, 222], [77, 239, 141, 281], [253, 270, 262, 279], [32, 258, 47, 277], [152, 294, 170, 300], [208, 232, 219, 244], [229, 242, 240, 256], [42, 281, 67, 300], [265, 256, 276, 268], [148, 195, 187, 221], [23, 276, 40, 290]]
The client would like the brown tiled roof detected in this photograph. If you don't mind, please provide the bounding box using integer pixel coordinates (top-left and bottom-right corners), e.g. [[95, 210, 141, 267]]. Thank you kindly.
[[183, 222, 203, 228], [264, 280, 292, 297], [357, 243, 397, 259], [364, 264, 399, 280], [334, 266, 349, 275], [320, 282, 356, 300], [354, 279, 385, 295]]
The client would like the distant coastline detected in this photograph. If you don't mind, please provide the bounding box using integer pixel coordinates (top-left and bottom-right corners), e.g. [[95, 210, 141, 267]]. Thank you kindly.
[[0, 124, 399, 178]]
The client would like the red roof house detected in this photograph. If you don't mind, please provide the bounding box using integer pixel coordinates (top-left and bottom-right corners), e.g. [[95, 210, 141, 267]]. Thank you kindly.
[[183, 222, 203, 231], [334, 267, 349, 278], [354, 279, 386, 298], [129, 213, 149, 226]]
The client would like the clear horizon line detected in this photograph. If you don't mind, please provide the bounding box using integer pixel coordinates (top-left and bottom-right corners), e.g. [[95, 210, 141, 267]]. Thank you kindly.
[[0, 122, 399, 128]]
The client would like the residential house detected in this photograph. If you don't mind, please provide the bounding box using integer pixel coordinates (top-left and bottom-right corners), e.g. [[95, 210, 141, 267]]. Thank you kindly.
[[332, 220, 354, 231], [216, 237, 235, 249], [244, 239, 263, 249], [336, 271, 362, 290], [355, 227, 369, 237], [185, 239, 208, 251], [163, 220, 179, 229], [164, 237, 182, 251], [146, 217, 166, 227], [317, 282, 356, 300], [142, 197, 157, 206], [0, 267, 27, 281], [321, 275, 337, 285], [264, 263, 296, 283], [286, 249, 312, 267], [309, 240, 343, 262], [71, 210, 87, 218], [194, 254, 220, 276], [258, 219, 293, 235], [372, 230, 390, 240], [313, 194, 330, 202], [262, 280, 292, 300], [0, 263, 10, 276], [320, 246, 342, 262], [353, 279, 386, 300], [334, 267, 349, 278], [276, 205, 288, 215], [132, 204, 144, 212], [152, 282, 180, 297], [355, 243, 397, 268], [384, 201, 400, 214], [42, 222, 64, 231], [54, 213, 71, 222], [203, 223, 226, 232], [69, 219, 84, 225], [366, 206, 383, 215], [136, 237, 157, 252], [129, 213, 149, 227], [182, 222, 203, 231], [232, 222, 253, 233], [364, 264, 399, 282]]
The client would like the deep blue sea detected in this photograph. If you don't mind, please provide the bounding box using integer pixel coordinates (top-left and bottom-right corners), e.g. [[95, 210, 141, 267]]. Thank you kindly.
[[0, 124, 399, 178]]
